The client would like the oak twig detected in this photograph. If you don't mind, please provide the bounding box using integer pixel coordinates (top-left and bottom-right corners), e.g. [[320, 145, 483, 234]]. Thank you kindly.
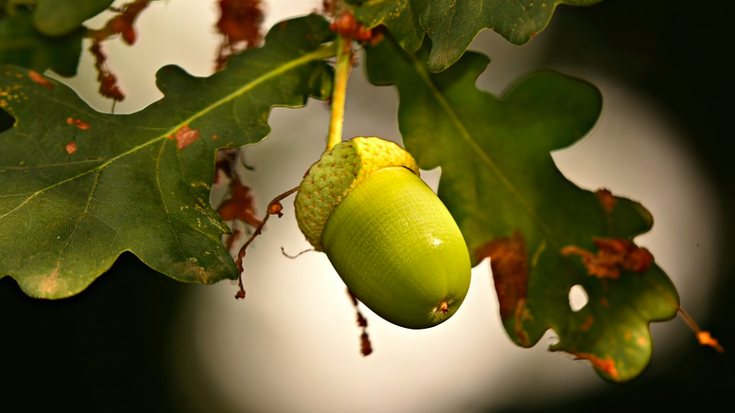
[[234, 186, 299, 299]]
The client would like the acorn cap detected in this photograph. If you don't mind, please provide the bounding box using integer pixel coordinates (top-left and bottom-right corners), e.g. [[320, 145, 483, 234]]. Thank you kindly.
[[294, 137, 419, 251]]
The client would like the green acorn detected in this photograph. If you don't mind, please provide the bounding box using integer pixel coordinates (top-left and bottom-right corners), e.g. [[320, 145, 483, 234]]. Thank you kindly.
[[294, 137, 471, 329]]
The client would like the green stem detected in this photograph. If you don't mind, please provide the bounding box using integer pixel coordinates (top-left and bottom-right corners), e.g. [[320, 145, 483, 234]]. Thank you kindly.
[[326, 34, 352, 151]]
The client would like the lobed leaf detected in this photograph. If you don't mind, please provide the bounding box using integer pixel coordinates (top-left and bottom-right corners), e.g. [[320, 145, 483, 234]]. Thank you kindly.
[[355, 0, 601, 71], [365, 34, 679, 382], [33, 0, 115, 37], [0, 15, 334, 299]]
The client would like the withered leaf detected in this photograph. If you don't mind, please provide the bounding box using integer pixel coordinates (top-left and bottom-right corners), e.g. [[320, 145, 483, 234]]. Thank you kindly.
[[217, 176, 262, 228]]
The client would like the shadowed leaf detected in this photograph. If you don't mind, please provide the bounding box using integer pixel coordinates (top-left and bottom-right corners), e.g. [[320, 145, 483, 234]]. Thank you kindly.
[[33, 0, 114, 37], [0, 15, 334, 299], [0, 10, 84, 76], [365, 35, 679, 382], [356, 0, 601, 71]]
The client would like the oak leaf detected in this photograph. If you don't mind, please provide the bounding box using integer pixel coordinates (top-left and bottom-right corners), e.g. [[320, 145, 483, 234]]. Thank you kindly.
[[355, 0, 601, 72], [0, 15, 334, 299], [366, 35, 679, 382]]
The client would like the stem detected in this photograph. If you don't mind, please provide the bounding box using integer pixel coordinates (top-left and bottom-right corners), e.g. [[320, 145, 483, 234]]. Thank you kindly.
[[326, 35, 353, 151], [678, 307, 725, 353], [234, 186, 299, 299], [232, 39, 340, 299]]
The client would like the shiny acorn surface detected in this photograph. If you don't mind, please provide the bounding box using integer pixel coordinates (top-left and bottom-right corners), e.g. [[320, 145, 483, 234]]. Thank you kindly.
[[294, 137, 471, 329], [320, 166, 471, 329]]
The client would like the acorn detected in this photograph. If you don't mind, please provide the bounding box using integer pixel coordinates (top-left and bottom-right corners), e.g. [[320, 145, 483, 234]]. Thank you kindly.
[[294, 137, 471, 329]]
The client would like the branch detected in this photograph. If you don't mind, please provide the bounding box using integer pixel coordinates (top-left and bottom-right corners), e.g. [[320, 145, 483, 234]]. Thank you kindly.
[[234, 186, 299, 299]]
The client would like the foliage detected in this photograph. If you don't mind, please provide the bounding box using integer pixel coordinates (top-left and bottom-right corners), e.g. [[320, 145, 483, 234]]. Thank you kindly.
[[0, 0, 690, 382], [366, 36, 678, 381], [0, 0, 95, 76], [0, 15, 332, 298], [356, 0, 602, 71]]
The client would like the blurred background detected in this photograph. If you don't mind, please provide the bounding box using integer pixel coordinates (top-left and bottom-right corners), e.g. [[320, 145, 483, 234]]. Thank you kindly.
[[1, 0, 733, 412]]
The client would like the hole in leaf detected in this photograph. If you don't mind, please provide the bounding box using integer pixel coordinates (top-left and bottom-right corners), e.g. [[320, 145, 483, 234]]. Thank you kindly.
[[568, 284, 588, 312], [0, 108, 13, 132]]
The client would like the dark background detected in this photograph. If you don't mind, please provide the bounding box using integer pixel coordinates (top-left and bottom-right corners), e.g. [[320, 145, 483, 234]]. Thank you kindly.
[[1, 0, 733, 411], [508, 0, 735, 411]]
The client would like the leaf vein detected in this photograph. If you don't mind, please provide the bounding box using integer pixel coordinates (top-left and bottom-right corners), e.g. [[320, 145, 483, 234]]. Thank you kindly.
[[1, 160, 104, 170], [407, 51, 557, 243], [0, 44, 335, 223], [57, 169, 102, 261], [155, 139, 186, 258]]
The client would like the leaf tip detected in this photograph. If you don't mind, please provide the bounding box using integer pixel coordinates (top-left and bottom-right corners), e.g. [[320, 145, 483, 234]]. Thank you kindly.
[[595, 188, 617, 214]]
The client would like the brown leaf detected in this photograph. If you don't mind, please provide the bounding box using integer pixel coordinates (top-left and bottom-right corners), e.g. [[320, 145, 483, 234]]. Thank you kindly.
[[89, 41, 125, 102], [215, 0, 265, 70], [216, 176, 262, 227], [476, 231, 528, 321], [561, 238, 654, 279], [87, 0, 151, 102], [89, 0, 150, 45]]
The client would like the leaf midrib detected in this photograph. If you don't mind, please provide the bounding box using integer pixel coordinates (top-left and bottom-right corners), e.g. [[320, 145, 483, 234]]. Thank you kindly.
[[406, 51, 558, 244], [0, 43, 336, 222]]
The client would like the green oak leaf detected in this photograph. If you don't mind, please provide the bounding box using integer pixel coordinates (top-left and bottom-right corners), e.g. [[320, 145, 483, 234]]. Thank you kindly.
[[33, 0, 114, 36], [0, 9, 84, 76], [0, 15, 334, 299], [355, 0, 601, 71], [365, 35, 679, 382], [355, 0, 424, 53]]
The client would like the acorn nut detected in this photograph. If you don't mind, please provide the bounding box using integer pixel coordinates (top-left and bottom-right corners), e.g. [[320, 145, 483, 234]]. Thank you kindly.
[[294, 137, 471, 329]]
